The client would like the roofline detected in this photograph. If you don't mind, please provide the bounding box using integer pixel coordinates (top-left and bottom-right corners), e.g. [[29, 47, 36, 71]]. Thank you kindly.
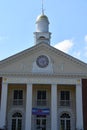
[[0, 43, 87, 68]]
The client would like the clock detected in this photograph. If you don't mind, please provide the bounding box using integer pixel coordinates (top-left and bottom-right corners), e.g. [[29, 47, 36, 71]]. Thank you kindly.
[[36, 55, 49, 68]]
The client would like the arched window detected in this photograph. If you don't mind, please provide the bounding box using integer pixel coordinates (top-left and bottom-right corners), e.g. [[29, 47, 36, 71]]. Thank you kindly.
[[11, 112, 22, 130], [39, 36, 45, 39], [60, 113, 71, 130]]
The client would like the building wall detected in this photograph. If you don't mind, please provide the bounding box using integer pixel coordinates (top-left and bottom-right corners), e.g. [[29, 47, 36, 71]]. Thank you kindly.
[[4, 82, 82, 130], [32, 84, 51, 130], [82, 79, 87, 130], [57, 85, 76, 130], [32, 84, 76, 130], [0, 77, 2, 106], [7, 84, 26, 130]]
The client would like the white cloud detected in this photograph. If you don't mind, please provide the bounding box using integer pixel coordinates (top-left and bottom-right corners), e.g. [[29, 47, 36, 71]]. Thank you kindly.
[[54, 39, 74, 53], [84, 35, 87, 43]]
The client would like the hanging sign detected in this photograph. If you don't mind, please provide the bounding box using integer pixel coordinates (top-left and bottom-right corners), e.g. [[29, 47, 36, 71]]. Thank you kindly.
[[32, 108, 50, 115]]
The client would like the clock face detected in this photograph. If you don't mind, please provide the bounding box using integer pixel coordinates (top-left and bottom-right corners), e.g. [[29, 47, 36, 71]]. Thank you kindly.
[[36, 55, 49, 68]]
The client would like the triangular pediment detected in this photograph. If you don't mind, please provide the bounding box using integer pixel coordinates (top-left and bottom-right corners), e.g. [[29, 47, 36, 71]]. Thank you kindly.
[[0, 43, 87, 76]]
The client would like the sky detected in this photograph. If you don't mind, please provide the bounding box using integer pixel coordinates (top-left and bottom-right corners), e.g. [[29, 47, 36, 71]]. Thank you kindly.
[[0, 0, 87, 63]]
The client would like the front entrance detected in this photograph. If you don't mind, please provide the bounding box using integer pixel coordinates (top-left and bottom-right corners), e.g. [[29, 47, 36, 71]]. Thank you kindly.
[[36, 115, 46, 130], [60, 113, 71, 130]]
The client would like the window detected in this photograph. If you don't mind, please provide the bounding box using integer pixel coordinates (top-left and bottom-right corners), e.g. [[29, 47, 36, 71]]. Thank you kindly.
[[11, 112, 22, 130], [36, 115, 46, 130], [37, 90, 47, 106], [60, 91, 70, 106], [39, 36, 45, 39], [60, 113, 71, 130], [37, 91, 46, 100], [13, 90, 23, 105]]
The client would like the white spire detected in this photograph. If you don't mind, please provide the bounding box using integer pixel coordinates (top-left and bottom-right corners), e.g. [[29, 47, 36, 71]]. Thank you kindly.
[[42, 0, 44, 15]]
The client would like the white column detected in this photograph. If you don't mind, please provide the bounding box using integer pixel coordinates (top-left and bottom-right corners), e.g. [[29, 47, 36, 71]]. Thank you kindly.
[[25, 84, 32, 130], [0, 83, 8, 129], [51, 84, 57, 130], [76, 80, 83, 130]]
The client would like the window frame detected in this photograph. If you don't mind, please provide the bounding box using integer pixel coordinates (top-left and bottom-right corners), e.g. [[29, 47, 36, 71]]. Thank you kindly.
[[36, 115, 47, 130], [12, 89, 24, 105], [11, 112, 22, 130], [60, 113, 71, 130], [59, 90, 71, 107], [60, 91, 70, 101], [36, 89, 48, 106]]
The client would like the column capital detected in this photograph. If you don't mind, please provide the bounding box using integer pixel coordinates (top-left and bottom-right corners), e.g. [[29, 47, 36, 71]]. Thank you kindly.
[[27, 83, 32, 86], [2, 77, 8, 83], [76, 79, 81, 85], [51, 84, 57, 87]]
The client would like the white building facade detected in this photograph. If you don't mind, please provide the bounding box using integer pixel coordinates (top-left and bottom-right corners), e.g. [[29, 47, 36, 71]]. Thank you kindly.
[[0, 13, 87, 130]]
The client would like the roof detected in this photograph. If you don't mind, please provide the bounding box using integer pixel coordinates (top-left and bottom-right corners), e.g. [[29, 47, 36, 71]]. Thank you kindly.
[[36, 14, 49, 23], [0, 43, 87, 78]]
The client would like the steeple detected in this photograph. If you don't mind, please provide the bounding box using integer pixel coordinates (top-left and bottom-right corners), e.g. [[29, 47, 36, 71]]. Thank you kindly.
[[41, 0, 44, 15], [34, 1, 51, 45]]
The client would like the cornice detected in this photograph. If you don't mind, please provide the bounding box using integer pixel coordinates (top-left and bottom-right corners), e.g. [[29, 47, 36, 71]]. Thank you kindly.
[[0, 72, 87, 78]]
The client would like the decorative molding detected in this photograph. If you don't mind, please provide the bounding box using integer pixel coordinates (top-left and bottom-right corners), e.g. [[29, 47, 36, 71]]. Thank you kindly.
[[76, 79, 81, 85], [3, 77, 7, 83], [0, 72, 86, 85], [0, 72, 87, 78]]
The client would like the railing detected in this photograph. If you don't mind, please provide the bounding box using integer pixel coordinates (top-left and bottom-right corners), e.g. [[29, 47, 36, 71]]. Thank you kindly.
[[13, 99, 23, 105], [36, 100, 47, 106], [76, 129, 83, 130], [59, 100, 71, 107], [36, 125, 46, 130]]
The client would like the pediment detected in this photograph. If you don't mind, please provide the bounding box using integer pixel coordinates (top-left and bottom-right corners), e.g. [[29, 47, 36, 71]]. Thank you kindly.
[[0, 43, 87, 76]]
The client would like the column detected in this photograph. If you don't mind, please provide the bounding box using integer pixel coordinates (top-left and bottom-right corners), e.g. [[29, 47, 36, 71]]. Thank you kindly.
[[76, 80, 83, 130], [51, 84, 57, 130], [0, 83, 8, 129], [25, 84, 32, 130]]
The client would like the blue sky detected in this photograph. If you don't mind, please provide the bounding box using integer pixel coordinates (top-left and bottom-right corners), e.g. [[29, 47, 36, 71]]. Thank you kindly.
[[0, 0, 87, 63]]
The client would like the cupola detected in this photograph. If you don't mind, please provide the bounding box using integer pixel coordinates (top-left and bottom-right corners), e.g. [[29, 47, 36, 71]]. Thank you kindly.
[[36, 14, 49, 32], [34, 13, 51, 45]]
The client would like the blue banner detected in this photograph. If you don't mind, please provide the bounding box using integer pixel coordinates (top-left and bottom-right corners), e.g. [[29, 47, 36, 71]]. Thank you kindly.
[[32, 108, 50, 115]]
